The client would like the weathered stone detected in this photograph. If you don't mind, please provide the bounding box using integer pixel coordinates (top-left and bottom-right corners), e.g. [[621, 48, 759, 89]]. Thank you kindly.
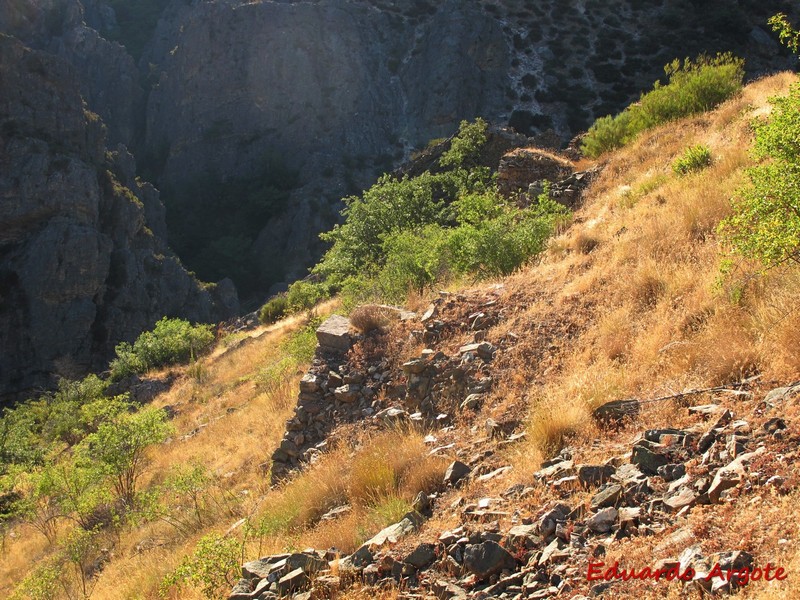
[[364, 511, 424, 549], [444, 461, 471, 485], [590, 484, 622, 509], [631, 444, 669, 475], [663, 487, 697, 512], [586, 508, 618, 534], [431, 580, 468, 600], [463, 541, 517, 580], [657, 463, 686, 482], [402, 358, 429, 374], [505, 524, 541, 549], [537, 504, 570, 538], [316, 315, 352, 352], [538, 538, 568, 566], [404, 543, 437, 569], [577, 464, 616, 488], [228, 578, 253, 600], [275, 568, 309, 595], [299, 373, 323, 393], [460, 393, 484, 410], [333, 384, 360, 403], [592, 399, 640, 424]]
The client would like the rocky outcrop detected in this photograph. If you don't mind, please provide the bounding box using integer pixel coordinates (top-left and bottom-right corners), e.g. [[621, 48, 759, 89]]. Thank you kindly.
[[0, 0, 142, 146], [0, 35, 236, 402]]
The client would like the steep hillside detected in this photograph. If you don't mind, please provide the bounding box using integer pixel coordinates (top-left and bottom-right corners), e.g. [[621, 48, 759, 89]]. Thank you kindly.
[[2, 71, 799, 600]]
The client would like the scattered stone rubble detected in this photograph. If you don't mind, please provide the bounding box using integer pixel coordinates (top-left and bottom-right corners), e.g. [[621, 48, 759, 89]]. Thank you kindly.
[[247, 376, 798, 599], [270, 293, 508, 483]]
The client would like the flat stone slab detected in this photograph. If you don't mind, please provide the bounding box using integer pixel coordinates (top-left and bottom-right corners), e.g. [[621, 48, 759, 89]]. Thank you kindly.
[[316, 315, 352, 352]]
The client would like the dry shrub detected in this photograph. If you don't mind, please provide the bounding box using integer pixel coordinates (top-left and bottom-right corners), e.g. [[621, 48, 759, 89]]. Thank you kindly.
[[752, 269, 800, 381], [348, 429, 446, 505], [572, 231, 601, 255], [595, 308, 633, 361], [628, 262, 667, 311], [524, 393, 590, 459], [667, 308, 758, 385], [349, 305, 394, 333]]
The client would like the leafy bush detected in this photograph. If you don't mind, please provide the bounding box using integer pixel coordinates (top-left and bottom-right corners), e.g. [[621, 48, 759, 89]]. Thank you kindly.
[[110, 317, 215, 380], [258, 293, 289, 324], [719, 83, 800, 266], [673, 144, 713, 175], [310, 118, 569, 305], [161, 533, 242, 599], [286, 280, 327, 313], [79, 407, 173, 506], [582, 54, 744, 157]]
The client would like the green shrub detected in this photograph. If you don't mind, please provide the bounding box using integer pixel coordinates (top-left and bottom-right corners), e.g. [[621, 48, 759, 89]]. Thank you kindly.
[[673, 144, 713, 175], [286, 280, 327, 313], [719, 83, 800, 266], [160, 533, 242, 599], [110, 317, 215, 380], [582, 54, 744, 157], [258, 293, 289, 324]]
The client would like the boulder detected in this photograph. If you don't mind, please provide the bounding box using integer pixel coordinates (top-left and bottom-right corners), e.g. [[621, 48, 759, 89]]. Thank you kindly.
[[316, 315, 352, 353]]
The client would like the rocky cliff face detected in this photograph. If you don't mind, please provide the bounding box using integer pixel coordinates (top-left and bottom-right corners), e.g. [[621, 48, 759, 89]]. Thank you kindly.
[[0, 34, 236, 403], [137, 0, 797, 294]]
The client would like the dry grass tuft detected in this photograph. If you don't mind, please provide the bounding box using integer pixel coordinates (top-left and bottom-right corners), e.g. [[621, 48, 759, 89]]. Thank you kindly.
[[349, 304, 394, 333]]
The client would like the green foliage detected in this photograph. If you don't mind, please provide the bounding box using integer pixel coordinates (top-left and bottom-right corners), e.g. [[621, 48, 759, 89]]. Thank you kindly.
[[312, 118, 568, 305], [720, 84, 800, 266], [79, 407, 173, 507], [10, 559, 61, 600], [286, 280, 327, 313], [161, 533, 242, 599], [258, 293, 289, 324], [582, 54, 744, 157], [769, 12, 800, 54], [439, 118, 488, 168], [314, 170, 468, 286], [673, 144, 713, 175], [110, 317, 215, 380], [0, 375, 128, 474], [281, 317, 322, 364]]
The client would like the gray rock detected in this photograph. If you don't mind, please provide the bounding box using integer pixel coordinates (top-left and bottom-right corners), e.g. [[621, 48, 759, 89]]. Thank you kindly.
[[275, 568, 309, 595], [333, 384, 360, 403], [590, 484, 622, 509], [577, 464, 616, 488], [444, 461, 471, 485], [405, 543, 437, 569], [586, 508, 618, 534], [463, 541, 517, 580], [631, 444, 669, 475], [592, 399, 640, 424], [316, 315, 352, 352]]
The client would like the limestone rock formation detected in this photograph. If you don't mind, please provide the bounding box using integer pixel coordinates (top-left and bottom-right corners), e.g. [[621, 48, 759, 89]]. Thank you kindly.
[[0, 35, 236, 402]]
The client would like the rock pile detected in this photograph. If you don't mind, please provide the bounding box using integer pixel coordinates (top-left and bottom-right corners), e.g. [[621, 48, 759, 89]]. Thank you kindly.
[[270, 302, 504, 483], [249, 381, 797, 599]]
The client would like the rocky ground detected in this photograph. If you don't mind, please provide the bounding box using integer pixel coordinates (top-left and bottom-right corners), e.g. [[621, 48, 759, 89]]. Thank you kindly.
[[230, 295, 800, 599]]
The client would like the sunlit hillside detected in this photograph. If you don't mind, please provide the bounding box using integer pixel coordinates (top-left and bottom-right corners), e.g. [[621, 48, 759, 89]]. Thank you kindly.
[[2, 71, 800, 600]]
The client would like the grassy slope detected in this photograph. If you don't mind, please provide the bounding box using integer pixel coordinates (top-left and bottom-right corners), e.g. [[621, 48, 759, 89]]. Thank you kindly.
[[3, 72, 800, 600]]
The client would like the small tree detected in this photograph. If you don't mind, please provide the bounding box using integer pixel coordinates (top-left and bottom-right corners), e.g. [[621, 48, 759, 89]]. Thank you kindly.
[[160, 532, 242, 599], [719, 84, 800, 266], [79, 407, 172, 508]]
